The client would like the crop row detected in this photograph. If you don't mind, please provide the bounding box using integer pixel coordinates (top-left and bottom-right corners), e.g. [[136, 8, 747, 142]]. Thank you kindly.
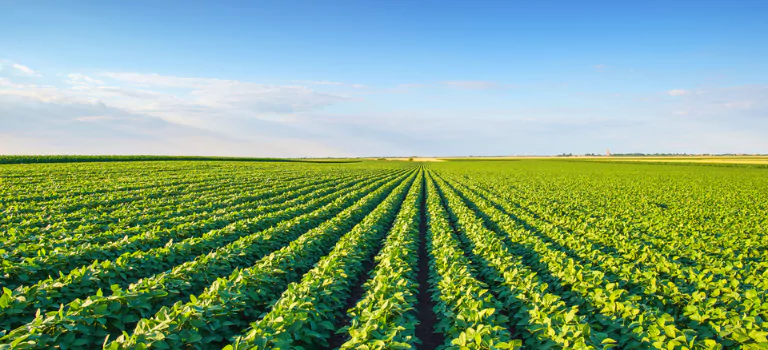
[[0, 165, 304, 228], [420, 172, 519, 349], [224, 169, 418, 349], [3, 171, 340, 258], [111, 169, 418, 349], [0, 170, 375, 289], [336, 170, 425, 349], [0, 169, 414, 348], [443, 173, 766, 348], [0, 169, 406, 334], [2, 159, 765, 349]]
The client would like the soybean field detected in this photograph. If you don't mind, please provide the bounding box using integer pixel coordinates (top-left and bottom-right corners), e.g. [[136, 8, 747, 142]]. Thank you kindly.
[[1, 159, 766, 349]]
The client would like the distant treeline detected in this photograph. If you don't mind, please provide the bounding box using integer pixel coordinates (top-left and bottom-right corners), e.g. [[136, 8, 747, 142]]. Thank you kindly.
[[0, 155, 360, 165]]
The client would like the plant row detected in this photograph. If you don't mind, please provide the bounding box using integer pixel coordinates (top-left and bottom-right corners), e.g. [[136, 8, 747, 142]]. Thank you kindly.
[[4, 171, 337, 258], [0, 170, 413, 348], [109, 170, 418, 349], [418, 173, 519, 349], [449, 173, 765, 347], [0, 170, 364, 289], [337, 170, 425, 349], [0, 169, 403, 334]]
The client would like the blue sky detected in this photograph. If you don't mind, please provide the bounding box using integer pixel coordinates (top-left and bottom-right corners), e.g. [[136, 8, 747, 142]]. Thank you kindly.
[[2, 0, 767, 156]]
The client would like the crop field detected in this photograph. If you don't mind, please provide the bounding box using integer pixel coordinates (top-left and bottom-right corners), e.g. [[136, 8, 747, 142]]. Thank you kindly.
[[0, 159, 766, 349]]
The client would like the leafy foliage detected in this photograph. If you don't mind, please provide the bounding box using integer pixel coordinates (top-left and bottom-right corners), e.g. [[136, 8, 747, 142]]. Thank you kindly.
[[1, 159, 766, 349], [339, 172, 424, 349]]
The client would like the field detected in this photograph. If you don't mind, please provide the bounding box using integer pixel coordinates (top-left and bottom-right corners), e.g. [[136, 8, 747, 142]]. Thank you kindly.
[[436, 156, 768, 166], [1, 159, 767, 349]]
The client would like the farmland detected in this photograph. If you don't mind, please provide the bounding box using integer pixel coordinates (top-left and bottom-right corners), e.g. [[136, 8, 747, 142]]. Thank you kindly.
[[1, 159, 766, 349]]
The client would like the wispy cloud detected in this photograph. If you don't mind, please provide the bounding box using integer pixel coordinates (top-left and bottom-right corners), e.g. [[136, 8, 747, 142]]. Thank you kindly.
[[98, 72, 350, 116], [100, 72, 215, 88], [593, 64, 610, 72], [2, 61, 768, 156], [667, 89, 689, 96], [440, 80, 509, 90], [11, 63, 39, 76], [662, 85, 768, 124], [0, 67, 361, 156], [294, 80, 366, 89], [397, 83, 426, 89], [73, 115, 117, 122], [0, 60, 42, 78], [67, 73, 104, 85]]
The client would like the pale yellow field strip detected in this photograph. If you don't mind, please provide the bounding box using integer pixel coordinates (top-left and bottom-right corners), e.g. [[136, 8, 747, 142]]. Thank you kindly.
[[432, 156, 768, 165]]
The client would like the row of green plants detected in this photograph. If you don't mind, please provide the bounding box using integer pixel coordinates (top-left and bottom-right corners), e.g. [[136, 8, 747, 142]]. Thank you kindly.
[[5, 171, 341, 259], [1, 168, 238, 227], [109, 170, 418, 349], [421, 173, 519, 349], [432, 160, 767, 348], [0, 162, 338, 229], [2, 160, 765, 348], [431, 173, 596, 349], [454, 161, 767, 290], [438, 174, 687, 348], [1, 164, 311, 228], [0, 155, 308, 164], [449, 167, 767, 345], [453, 175, 764, 348], [337, 171, 424, 349], [5, 178, 247, 251], [0, 170, 404, 335], [0, 170, 413, 348], [479, 169, 768, 295], [0, 171, 358, 289]]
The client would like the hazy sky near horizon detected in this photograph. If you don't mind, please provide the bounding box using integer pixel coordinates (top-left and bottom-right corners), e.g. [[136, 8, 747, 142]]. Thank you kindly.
[[2, 0, 767, 157]]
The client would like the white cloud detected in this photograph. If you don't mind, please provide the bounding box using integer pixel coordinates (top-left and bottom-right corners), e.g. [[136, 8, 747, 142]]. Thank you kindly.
[[664, 85, 766, 119], [0, 77, 18, 87], [99, 72, 348, 113], [99, 72, 213, 88], [667, 89, 689, 96], [0, 69, 365, 156], [718, 101, 753, 109], [2, 62, 767, 156], [187, 80, 346, 112], [73, 115, 117, 122], [11, 63, 39, 76], [0, 60, 41, 78], [67, 74, 105, 85]]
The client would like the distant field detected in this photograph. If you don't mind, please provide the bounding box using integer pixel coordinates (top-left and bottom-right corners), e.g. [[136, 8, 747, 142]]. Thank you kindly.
[[1, 159, 766, 348], [0, 155, 361, 164], [371, 157, 446, 162], [582, 156, 768, 165], [438, 155, 768, 165]]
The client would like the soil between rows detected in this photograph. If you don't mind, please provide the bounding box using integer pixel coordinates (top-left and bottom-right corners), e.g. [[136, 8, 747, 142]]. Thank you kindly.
[[415, 171, 443, 349]]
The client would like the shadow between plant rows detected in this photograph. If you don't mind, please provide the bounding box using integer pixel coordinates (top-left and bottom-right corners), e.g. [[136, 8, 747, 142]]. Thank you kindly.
[[484, 179, 747, 281], [444, 176, 722, 342], [462, 178, 708, 292], [471, 180, 729, 294], [6, 180, 263, 252], [428, 174, 529, 344]]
